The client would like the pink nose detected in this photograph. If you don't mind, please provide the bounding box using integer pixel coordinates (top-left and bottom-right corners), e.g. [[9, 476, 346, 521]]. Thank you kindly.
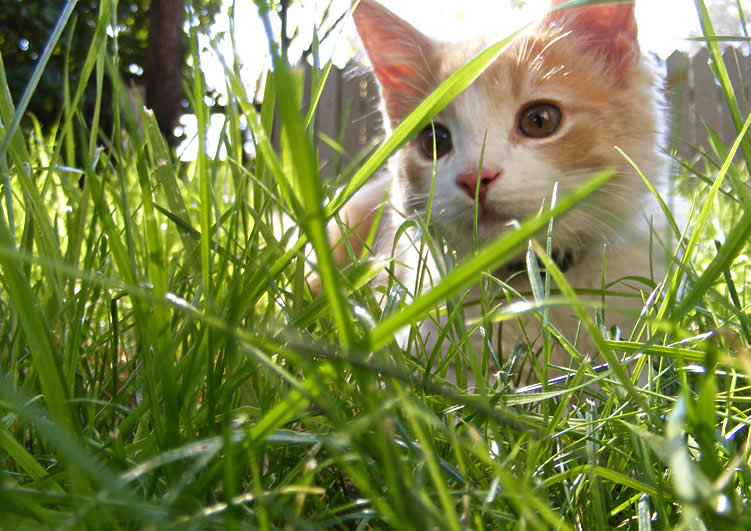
[[455, 168, 501, 204]]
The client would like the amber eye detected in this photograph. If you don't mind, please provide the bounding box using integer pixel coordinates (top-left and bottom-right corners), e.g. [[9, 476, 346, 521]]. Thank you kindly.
[[518, 103, 562, 138], [418, 122, 453, 159]]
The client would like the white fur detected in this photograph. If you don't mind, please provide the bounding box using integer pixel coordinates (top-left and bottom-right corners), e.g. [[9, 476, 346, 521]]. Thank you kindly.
[[328, 0, 679, 386]]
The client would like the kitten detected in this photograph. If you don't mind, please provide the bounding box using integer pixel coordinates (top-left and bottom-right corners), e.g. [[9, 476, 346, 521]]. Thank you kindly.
[[326, 0, 671, 385]]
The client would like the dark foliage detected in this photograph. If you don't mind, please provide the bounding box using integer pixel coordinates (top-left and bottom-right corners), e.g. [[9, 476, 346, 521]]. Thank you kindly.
[[0, 0, 220, 142], [0, 1, 150, 127]]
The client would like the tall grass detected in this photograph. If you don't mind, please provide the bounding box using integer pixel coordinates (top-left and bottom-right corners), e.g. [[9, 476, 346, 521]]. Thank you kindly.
[[1, 0, 751, 528]]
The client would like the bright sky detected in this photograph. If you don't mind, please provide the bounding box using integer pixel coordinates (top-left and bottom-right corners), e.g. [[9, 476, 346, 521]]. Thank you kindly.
[[182, 0, 704, 159], [374, 0, 701, 57], [208, 0, 702, 94]]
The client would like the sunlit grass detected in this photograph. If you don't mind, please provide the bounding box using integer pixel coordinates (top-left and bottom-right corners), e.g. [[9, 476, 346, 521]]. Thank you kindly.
[[1, 0, 751, 528]]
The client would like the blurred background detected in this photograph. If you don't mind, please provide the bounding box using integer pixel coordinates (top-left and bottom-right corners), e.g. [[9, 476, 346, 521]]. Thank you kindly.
[[1, 0, 748, 162]]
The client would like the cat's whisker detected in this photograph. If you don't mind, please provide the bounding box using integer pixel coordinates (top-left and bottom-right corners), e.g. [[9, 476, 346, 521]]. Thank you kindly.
[[415, 46, 439, 88], [343, 0, 674, 389], [514, 35, 534, 68], [540, 65, 566, 81], [527, 31, 571, 75]]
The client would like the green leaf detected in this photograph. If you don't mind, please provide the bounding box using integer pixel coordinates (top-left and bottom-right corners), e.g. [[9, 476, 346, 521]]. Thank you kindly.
[[370, 169, 614, 350], [326, 30, 520, 220]]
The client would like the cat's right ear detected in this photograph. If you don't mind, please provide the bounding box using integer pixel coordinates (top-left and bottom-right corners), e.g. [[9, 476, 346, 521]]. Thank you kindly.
[[353, 0, 434, 122], [546, 0, 639, 70]]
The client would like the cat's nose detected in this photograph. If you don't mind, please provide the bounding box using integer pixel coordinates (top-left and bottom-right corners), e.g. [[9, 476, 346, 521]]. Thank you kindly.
[[455, 168, 501, 204]]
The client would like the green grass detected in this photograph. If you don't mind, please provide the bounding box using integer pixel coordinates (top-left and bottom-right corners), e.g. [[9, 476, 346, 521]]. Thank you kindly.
[[2, 0, 751, 528]]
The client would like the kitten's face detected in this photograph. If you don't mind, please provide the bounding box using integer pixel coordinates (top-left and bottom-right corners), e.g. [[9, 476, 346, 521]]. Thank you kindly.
[[354, 0, 665, 259]]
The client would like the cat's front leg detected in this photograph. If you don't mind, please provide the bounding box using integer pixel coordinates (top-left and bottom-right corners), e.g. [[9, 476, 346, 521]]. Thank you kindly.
[[308, 173, 392, 296]]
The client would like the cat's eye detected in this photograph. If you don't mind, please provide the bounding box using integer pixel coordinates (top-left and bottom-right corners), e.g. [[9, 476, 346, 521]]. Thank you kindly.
[[518, 103, 562, 138], [418, 122, 452, 159]]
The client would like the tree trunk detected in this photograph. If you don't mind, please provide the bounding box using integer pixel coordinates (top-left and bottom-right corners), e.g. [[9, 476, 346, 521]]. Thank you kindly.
[[145, 0, 186, 145], [280, 0, 291, 57]]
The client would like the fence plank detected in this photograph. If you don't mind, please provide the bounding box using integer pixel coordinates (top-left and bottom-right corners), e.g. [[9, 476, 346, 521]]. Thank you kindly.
[[692, 47, 723, 158], [317, 66, 342, 177], [365, 74, 383, 153], [722, 48, 740, 147], [339, 70, 363, 166], [666, 50, 692, 155], [721, 47, 747, 155], [338, 68, 382, 169]]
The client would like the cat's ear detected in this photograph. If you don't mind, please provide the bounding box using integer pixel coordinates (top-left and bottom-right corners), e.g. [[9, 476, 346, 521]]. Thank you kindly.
[[546, 1, 639, 68], [353, 0, 435, 121]]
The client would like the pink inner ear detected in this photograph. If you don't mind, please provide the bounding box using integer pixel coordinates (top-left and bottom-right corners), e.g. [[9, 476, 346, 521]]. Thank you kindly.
[[373, 65, 424, 93], [547, 1, 639, 65], [353, 0, 434, 120]]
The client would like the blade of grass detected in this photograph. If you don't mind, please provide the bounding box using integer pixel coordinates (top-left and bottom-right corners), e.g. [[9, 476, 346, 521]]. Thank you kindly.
[[529, 239, 654, 417], [395, 385, 461, 531], [673, 113, 751, 320], [694, 0, 751, 170], [0, 423, 63, 492], [0, 377, 165, 525], [0, 0, 78, 162], [0, 215, 72, 433], [326, 29, 520, 218], [257, 2, 357, 350], [370, 169, 613, 351]]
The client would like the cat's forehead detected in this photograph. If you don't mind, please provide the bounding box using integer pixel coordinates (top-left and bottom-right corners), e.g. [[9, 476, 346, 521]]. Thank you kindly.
[[432, 26, 619, 103]]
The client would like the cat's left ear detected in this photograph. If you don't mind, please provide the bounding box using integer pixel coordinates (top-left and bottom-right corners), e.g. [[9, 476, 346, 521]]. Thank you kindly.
[[547, 0, 639, 68], [353, 0, 436, 122]]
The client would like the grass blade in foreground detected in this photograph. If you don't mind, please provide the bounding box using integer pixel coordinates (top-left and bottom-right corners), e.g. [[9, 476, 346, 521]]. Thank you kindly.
[[694, 0, 751, 169], [0, 0, 77, 162], [673, 113, 751, 319], [257, 2, 357, 349], [327, 28, 521, 217], [2, 0, 751, 528], [370, 169, 613, 350]]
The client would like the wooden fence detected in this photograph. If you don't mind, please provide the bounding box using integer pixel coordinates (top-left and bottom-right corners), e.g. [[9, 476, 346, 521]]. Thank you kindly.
[[666, 47, 751, 161], [302, 46, 751, 171]]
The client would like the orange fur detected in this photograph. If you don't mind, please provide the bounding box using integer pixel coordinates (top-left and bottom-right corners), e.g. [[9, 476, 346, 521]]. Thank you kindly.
[[325, 0, 674, 386]]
